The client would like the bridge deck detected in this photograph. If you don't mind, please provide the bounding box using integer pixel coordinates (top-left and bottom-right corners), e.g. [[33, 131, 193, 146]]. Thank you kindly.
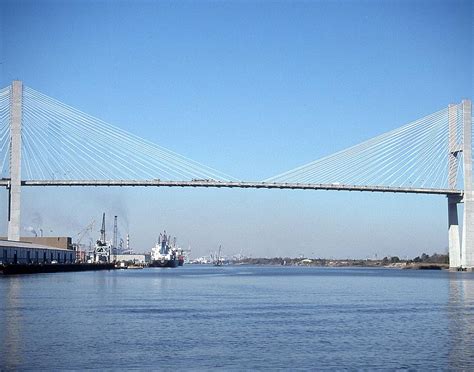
[[0, 180, 462, 196]]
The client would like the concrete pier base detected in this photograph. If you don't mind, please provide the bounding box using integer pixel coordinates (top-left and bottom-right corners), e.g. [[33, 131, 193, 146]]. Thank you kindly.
[[448, 196, 461, 269], [462, 195, 474, 268]]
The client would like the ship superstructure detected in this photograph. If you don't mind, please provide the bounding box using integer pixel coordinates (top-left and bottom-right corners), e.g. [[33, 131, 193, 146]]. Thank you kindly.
[[150, 231, 181, 268], [90, 213, 112, 263]]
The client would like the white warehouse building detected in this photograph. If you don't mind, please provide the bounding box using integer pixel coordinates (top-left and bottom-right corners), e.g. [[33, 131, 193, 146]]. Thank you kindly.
[[0, 240, 75, 265]]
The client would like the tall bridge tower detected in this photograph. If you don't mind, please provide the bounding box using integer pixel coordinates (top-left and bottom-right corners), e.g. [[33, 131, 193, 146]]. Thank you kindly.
[[462, 100, 473, 269], [7, 80, 22, 241], [448, 100, 473, 270]]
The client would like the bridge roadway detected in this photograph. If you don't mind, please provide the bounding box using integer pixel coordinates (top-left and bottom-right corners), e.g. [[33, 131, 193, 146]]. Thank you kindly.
[[0, 179, 463, 196]]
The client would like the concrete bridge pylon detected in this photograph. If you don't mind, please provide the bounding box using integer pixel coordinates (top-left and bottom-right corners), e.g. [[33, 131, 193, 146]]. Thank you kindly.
[[448, 99, 473, 270], [7, 80, 22, 241], [461, 99, 473, 269]]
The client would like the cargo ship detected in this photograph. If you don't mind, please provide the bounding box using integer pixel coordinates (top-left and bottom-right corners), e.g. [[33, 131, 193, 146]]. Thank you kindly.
[[178, 252, 185, 266], [150, 231, 180, 268]]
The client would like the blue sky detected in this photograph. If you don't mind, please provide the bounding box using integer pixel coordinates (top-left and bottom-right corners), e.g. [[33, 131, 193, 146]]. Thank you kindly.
[[0, 0, 472, 258]]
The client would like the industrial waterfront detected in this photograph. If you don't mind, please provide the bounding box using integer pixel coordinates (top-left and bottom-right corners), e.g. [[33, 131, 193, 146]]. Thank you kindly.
[[1, 265, 474, 370]]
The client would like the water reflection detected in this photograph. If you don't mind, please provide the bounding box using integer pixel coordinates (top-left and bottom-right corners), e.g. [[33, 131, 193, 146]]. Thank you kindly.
[[448, 273, 474, 370], [2, 268, 474, 370], [1, 277, 22, 369]]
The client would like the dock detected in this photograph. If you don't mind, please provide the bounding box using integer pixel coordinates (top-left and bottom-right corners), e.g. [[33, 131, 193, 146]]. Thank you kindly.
[[1, 263, 116, 275]]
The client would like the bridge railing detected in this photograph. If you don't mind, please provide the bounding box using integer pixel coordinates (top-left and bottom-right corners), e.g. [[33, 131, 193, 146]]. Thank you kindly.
[[0, 178, 461, 195]]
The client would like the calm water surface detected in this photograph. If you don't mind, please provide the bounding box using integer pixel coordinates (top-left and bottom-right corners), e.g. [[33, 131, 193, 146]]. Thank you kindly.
[[1, 265, 474, 370]]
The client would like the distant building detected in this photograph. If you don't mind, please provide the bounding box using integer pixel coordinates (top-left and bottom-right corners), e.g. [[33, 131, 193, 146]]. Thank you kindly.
[[0, 236, 73, 250], [114, 254, 150, 264]]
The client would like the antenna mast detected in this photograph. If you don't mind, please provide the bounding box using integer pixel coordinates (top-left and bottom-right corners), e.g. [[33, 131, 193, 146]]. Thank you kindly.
[[113, 215, 118, 251], [100, 213, 106, 243]]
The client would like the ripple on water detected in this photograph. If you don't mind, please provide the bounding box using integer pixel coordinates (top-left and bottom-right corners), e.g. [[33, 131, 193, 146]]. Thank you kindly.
[[1, 266, 473, 370]]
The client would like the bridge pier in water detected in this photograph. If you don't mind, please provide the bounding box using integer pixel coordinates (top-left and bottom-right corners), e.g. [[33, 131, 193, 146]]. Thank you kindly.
[[448, 196, 461, 268]]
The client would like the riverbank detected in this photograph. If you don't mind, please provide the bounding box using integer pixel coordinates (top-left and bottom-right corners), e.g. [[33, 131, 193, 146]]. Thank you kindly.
[[384, 262, 449, 270], [231, 257, 448, 270]]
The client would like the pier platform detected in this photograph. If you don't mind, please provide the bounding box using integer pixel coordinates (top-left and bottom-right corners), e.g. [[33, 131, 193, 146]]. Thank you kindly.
[[1, 263, 116, 275]]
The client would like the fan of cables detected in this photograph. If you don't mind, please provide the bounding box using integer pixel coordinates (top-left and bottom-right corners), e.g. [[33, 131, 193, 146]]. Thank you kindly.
[[265, 105, 467, 190], [0, 86, 11, 178], [19, 86, 237, 181]]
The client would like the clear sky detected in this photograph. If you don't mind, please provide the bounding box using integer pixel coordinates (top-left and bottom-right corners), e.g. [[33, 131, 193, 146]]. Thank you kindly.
[[0, 0, 472, 258]]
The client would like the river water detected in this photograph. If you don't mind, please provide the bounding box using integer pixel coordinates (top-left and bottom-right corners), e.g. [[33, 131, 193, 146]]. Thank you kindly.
[[1, 265, 473, 370]]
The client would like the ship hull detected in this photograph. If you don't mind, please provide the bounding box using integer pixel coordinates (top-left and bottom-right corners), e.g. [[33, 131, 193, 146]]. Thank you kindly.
[[149, 259, 179, 268]]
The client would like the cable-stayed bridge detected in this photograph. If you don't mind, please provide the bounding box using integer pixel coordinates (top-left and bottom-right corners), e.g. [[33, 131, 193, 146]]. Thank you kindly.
[[0, 81, 472, 269]]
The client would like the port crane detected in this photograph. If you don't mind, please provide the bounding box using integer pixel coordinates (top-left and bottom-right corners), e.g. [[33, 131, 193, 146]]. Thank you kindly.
[[73, 219, 95, 262]]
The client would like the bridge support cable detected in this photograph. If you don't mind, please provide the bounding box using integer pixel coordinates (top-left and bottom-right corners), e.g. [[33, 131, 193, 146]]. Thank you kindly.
[[264, 108, 460, 190], [448, 104, 462, 188], [19, 86, 237, 182], [0, 86, 11, 177]]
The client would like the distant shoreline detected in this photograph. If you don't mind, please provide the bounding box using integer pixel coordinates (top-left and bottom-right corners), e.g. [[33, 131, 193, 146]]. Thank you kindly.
[[224, 258, 449, 270]]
